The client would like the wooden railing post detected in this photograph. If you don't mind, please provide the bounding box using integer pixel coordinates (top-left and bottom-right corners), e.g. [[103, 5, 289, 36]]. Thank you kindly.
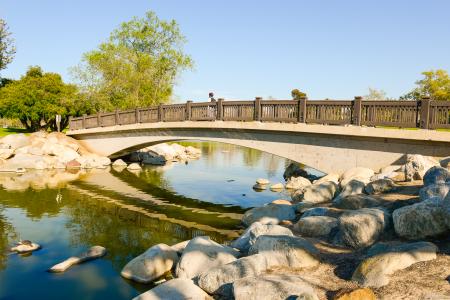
[[254, 97, 262, 121], [135, 108, 141, 123], [97, 112, 102, 127], [186, 101, 192, 121], [115, 109, 120, 125], [68, 116, 73, 130], [298, 96, 307, 123], [82, 114, 87, 129], [158, 104, 164, 122], [217, 98, 224, 120], [352, 96, 362, 126], [419, 96, 431, 129]]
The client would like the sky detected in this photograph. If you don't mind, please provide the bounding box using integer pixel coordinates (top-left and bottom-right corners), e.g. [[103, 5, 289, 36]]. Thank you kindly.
[[1, 0, 450, 102]]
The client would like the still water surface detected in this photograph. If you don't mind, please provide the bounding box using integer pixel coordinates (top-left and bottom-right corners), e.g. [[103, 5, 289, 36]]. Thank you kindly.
[[0, 142, 318, 299]]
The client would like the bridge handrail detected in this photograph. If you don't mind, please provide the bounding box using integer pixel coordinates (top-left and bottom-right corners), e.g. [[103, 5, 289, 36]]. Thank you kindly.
[[69, 97, 450, 130]]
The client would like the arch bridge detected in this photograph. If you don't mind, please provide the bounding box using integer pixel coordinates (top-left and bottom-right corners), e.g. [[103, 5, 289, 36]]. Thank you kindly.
[[67, 98, 450, 174]]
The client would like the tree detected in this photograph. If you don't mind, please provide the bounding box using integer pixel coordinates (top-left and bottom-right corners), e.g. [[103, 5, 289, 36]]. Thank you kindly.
[[400, 69, 450, 101], [363, 88, 388, 100], [291, 89, 307, 100], [0, 19, 16, 75], [0, 66, 90, 131], [72, 11, 193, 111]]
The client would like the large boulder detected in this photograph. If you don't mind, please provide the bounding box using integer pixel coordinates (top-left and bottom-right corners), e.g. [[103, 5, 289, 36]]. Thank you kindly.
[[285, 176, 311, 190], [440, 156, 450, 170], [248, 235, 320, 268], [232, 274, 319, 300], [333, 288, 377, 300], [352, 241, 438, 288], [333, 194, 382, 210], [294, 215, 338, 237], [121, 244, 179, 283], [198, 236, 319, 296], [340, 167, 374, 187], [333, 180, 365, 203], [132, 278, 212, 300], [283, 163, 309, 180], [423, 166, 450, 186], [393, 195, 450, 239], [419, 182, 449, 201], [241, 203, 296, 226], [0, 133, 30, 150], [175, 236, 240, 279], [313, 173, 340, 185], [404, 154, 439, 181], [301, 206, 344, 218], [230, 222, 293, 253], [365, 178, 396, 194], [334, 208, 390, 249], [112, 159, 127, 167], [292, 181, 338, 204]]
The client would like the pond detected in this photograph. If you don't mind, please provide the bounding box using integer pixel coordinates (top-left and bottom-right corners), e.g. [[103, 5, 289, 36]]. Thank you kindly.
[[0, 142, 320, 300]]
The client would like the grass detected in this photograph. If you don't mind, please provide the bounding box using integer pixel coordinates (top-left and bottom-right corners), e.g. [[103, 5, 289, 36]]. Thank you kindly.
[[0, 127, 31, 137]]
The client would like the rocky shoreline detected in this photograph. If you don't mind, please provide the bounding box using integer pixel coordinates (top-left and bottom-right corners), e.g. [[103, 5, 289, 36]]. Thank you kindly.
[[122, 155, 450, 300]]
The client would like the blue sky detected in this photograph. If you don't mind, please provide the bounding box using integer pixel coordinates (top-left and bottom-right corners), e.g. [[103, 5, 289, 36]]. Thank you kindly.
[[1, 0, 449, 101]]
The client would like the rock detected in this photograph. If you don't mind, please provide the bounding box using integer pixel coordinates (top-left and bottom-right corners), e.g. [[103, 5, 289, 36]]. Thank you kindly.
[[333, 288, 377, 300], [352, 241, 438, 288], [313, 173, 340, 185], [404, 154, 439, 181], [365, 178, 395, 194], [142, 153, 166, 165], [198, 236, 319, 296], [302, 207, 344, 218], [256, 178, 269, 185], [334, 208, 390, 249], [333, 194, 382, 210], [10, 240, 41, 253], [66, 159, 81, 169], [292, 181, 338, 204], [423, 166, 449, 186], [121, 244, 179, 283], [0, 133, 29, 150], [127, 163, 142, 171], [252, 183, 267, 191], [132, 278, 212, 300], [333, 180, 365, 202], [230, 222, 293, 253], [285, 176, 311, 190], [294, 215, 338, 237], [340, 167, 374, 187], [232, 274, 319, 300], [170, 240, 189, 255], [419, 182, 449, 201], [271, 199, 291, 205], [283, 162, 309, 180], [0, 148, 14, 159], [242, 203, 296, 226], [112, 159, 127, 166], [393, 196, 450, 239], [269, 183, 284, 191], [440, 156, 450, 170], [48, 246, 107, 272], [175, 236, 239, 279], [370, 165, 402, 181], [248, 235, 320, 268]]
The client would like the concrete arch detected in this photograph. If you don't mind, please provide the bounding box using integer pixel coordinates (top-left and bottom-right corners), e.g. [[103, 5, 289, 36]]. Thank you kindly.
[[67, 121, 450, 174]]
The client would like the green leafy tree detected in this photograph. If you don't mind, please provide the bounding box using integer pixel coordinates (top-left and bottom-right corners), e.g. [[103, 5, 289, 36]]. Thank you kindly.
[[0, 19, 15, 75], [400, 69, 450, 101], [72, 11, 193, 111], [363, 88, 389, 100], [291, 89, 307, 100], [0, 66, 89, 131]]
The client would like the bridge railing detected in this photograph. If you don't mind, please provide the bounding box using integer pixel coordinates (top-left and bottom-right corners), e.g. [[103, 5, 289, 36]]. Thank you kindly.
[[69, 97, 450, 130]]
